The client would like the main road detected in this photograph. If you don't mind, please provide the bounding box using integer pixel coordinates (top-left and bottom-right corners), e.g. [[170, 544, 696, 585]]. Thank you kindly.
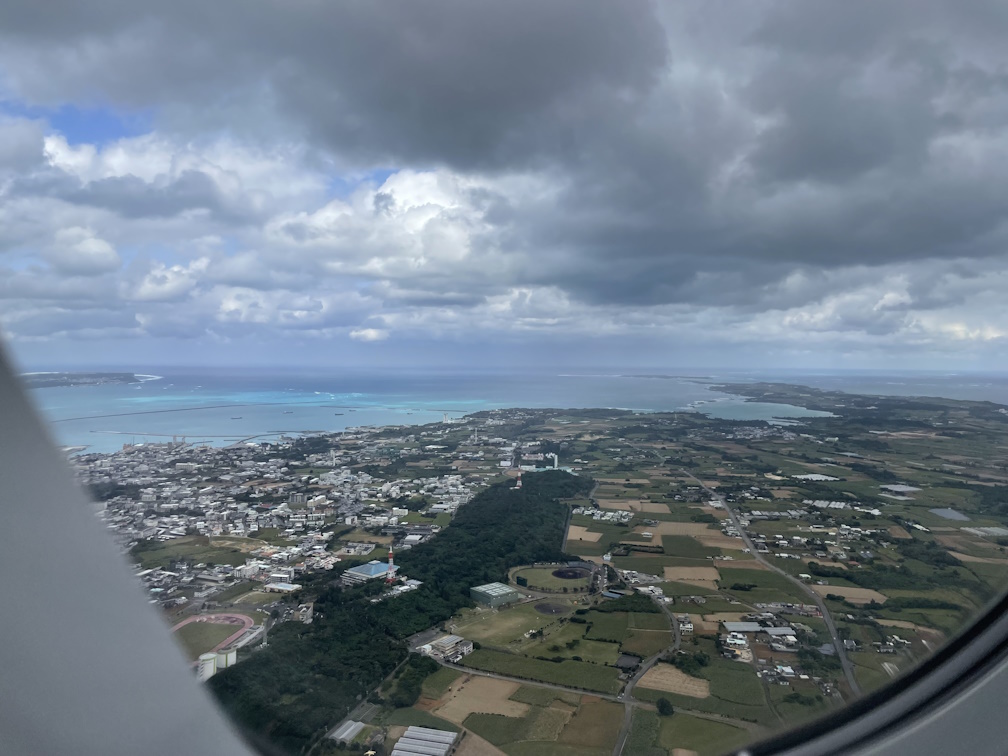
[[680, 470, 861, 696]]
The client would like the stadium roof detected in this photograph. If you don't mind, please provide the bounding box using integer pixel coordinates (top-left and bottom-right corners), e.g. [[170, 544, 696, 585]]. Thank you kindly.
[[346, 560, 395, 578]]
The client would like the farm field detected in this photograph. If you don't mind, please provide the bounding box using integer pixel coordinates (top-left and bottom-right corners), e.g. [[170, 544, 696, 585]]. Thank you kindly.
[[658, 711, 752, 756], [460, 648, 623, 694], [638, 663, 711, 698]]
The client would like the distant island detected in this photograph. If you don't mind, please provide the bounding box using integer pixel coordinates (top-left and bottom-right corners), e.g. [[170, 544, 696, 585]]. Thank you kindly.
[[21, 372, 143, 389]]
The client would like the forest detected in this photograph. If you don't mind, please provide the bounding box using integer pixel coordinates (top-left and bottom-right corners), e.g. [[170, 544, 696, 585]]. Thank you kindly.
[[209, 470, 592, 753]]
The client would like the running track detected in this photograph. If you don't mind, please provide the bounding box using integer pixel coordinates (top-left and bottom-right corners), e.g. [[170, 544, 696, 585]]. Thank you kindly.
[[171, 613, 255, 654]]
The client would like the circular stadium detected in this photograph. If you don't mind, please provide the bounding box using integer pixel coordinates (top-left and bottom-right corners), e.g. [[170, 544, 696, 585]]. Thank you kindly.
[[511, 563, 594, 593]]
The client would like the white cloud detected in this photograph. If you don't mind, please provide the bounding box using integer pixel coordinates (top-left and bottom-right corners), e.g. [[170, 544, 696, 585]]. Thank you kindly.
[[349, 328, 389, 342], [44, 227, 121, 275]]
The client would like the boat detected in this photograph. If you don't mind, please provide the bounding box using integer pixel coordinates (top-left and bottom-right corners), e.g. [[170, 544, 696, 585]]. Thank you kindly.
[[334, 412, 344, 416], [231, 416, 242, 420], [283, 410, 293, 414]]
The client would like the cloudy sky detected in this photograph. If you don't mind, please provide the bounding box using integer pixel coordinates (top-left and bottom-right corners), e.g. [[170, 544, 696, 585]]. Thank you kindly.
[[1, 0, 1007, 371]]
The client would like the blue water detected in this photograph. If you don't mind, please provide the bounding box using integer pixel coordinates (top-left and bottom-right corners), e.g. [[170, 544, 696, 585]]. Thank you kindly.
[[25, 368, 1005, 454]]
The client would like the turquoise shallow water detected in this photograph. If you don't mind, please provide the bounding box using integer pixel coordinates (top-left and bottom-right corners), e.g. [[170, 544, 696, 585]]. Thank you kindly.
[[25, 368, 1003, 454]]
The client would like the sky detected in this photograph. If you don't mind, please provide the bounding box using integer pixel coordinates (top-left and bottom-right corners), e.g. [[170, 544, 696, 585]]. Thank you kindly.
[[1, 1, 1007, 372]]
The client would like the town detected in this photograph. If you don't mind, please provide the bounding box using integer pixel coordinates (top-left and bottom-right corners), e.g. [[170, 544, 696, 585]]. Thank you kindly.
[[73, 384, 1008, 756]]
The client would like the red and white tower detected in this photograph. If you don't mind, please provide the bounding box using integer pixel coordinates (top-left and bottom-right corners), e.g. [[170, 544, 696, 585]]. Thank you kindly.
[[515, 473, 522, 490], [386, 546, 396, 584]]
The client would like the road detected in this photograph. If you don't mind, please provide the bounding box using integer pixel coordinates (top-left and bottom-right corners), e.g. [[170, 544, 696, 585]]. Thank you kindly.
[[680, 470, 861, 697], [612, 598, 682, 756]]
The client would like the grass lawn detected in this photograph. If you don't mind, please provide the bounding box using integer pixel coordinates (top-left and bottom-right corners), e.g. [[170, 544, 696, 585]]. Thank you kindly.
[[658, 711, 752, 755], [173, 621, 237, 660], [514, 565, 592, 592], [585, 611, 630, 643], [421, 666, 461, 699], [131, 536, 249, 569], [662, 535, 722, 559], [381, 708, 460, 731], [232, 590, 277, 606], [527, 622, 620, 664], [717, 567, 810, 603], [452, 603, 568, 647], [461, 649, 623, 694], [621, 629, 674, 657], [849, 650, 896, 694]]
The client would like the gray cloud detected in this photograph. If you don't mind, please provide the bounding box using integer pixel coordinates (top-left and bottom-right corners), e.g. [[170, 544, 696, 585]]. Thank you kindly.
[[0, 1, 1006, 367]]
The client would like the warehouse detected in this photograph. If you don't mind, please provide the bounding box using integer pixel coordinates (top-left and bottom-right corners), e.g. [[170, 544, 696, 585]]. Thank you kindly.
[[470, 581, 523, 608], [391, 725, 458, 756]]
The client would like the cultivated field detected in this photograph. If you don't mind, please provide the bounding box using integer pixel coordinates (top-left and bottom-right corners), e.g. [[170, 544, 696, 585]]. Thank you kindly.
[[811, 585, 888, 605], [461, 648, 623, 694], [434, 676, 530, 723], [567, 525, 602, 542], [597, 499, 671, 514], [638, 663, 711, 698], [663, 566, 721, 590]]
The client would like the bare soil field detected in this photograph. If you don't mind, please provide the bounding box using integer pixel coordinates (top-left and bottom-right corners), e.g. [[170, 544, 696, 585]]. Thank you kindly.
[[454, 732, 507, 756], [703, 612, 747, 623], [434, 676, 530, 724], [638, 663, 711, 698], [598, 499, 670, 513], [887, 526, 913, 540], [696, 532, 746, 550], [802, 557, 846, 570], [687, 615, 720, 634], [877, 619, 946, 641], [567, 525, 603, 543], [663, 566, 721, 590], [649, 522, 720, 536], [811, 585, 887, 605]]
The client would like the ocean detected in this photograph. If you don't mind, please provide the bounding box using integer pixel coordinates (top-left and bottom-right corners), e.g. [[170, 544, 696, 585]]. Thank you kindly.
[[24, 368, 1008, 455]]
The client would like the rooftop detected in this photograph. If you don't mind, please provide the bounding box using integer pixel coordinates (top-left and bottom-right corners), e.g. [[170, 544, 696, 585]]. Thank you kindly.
[[472, 581, 517, 596]]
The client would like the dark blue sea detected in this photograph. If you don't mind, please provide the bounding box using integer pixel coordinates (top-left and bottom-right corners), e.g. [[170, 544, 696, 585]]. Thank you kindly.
[[24, 368, 1008, 454]]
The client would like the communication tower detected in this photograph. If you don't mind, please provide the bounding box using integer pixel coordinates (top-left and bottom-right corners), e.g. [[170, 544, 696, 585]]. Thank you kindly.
[[386, 546, 396, 584]]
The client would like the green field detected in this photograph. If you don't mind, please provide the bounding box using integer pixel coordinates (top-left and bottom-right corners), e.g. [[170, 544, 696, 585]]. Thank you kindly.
[[461, 648, 623, 694], [173, 621, 237, 660], [509, 685, 581, 707], [527, 621, 621, 664], [636, 646, 774, 725], [514, 565, 592, 592], [658, 711, 752, 755], [556, 699, 625, 752], [717, 567, 810, 603], [626, 709, 665, 756], [662, 535, 722, 559], [131, 535, 250, 569], [451, 603, 571, 647], [421, 666, 461, 699], [381, 708, 460, 732]]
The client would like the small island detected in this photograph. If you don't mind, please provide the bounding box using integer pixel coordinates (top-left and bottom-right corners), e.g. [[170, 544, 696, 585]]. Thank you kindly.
[[21, 372, 143, 389]]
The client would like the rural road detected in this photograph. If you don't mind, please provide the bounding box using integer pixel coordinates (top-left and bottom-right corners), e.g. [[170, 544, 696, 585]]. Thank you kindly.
[[612, 597, 683, 756], [680, 470, 861, 697]]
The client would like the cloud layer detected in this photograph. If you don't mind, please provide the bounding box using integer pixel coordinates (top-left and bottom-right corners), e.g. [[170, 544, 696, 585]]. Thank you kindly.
[[1, 1, 1007, 369]]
